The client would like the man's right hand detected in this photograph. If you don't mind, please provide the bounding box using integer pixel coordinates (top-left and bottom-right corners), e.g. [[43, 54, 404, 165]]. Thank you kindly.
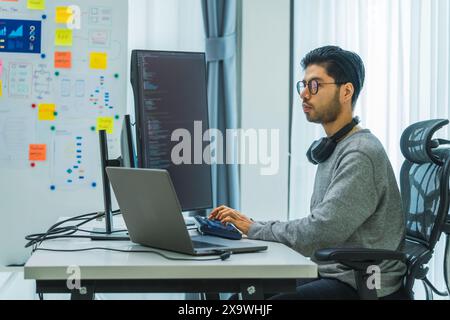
[[208, 205, 254, 235]]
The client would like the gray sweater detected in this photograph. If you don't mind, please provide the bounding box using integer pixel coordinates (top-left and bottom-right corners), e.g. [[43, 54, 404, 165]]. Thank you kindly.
[[248, 129, 407, 297]]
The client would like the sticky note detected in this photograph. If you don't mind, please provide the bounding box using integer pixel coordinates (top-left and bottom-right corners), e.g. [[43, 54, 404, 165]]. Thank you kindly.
[[54, 51, 72, 69], [0, 59, 3, 78], [0, 80, 2, 97], [27, 0, 45, 10], [90, 52, 107, 70], [29, 144, 46, 161], [55, 29, 73, 46], [55, 6, 72, 24], [38, 104, 56, 121], [97, 117, 114, 134]]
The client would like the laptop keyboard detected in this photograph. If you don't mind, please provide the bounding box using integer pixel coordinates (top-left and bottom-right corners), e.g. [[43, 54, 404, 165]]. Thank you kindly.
[[192, 240, 225, 249]]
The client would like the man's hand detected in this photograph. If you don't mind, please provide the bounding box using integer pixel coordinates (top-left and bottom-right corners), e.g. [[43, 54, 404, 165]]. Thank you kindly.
[[209, 205, 254, 235]]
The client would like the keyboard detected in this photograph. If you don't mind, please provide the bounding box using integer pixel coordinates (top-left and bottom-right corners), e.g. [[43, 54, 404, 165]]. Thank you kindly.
[[194, 216, 242, 240]]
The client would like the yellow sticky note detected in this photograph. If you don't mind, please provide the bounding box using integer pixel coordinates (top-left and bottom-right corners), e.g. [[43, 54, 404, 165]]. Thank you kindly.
[[27, 0, 45, 10], [55, 29, 73, 46], [0, 80, 2, 97], [90, 52, 108, 70], [38, 104, 56, 121], [97, 117, 114, 134], [29, 144, 47, 161], [55, 6, 72, 24]]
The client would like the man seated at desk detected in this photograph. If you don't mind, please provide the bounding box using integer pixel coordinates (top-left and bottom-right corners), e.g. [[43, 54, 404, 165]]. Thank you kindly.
[[209, 46, 407, 300]]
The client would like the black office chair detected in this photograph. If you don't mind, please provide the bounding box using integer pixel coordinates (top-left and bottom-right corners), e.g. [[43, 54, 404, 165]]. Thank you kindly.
[[315, 119, 450, 300]]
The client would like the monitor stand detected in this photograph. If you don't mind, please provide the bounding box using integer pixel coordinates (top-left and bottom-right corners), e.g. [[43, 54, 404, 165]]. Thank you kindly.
[[90, 130, 130, 241], [90, 226, 130, 241]]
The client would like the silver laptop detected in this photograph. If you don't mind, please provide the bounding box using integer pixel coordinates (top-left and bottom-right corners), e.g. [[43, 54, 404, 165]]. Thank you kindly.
[[106, 167, 268, 256]]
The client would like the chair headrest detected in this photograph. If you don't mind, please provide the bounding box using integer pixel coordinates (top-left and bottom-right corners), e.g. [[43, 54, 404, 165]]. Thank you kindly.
[[400, 119, 450, 165]]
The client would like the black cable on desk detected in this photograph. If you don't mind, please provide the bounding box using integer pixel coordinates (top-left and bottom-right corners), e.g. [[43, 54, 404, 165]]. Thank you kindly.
[[25, 210, 121, 249], [77, 228, 128, 234], [34, 247, 232, 261], [26, 209, 233, 262]]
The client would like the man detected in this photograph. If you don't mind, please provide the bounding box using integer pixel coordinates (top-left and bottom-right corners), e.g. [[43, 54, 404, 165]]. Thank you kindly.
[[209, 46, 407, 299]]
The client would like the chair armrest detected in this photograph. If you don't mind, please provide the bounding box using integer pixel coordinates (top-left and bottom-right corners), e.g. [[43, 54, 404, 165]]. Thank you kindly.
[[315, 248, 406, 265], [315, 248, 407, 301]]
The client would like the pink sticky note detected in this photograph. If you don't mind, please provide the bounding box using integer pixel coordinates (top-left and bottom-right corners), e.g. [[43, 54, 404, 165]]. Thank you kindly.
[[0, 59, 3, 78]]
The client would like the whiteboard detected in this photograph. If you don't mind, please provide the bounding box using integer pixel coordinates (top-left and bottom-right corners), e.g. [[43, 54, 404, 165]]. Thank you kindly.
[[0, 0, 128, 265]]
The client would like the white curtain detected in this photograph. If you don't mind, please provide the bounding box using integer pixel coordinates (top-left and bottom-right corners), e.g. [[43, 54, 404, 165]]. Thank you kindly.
[[128, 0, 204, 52], [127, 0, 205, 115], [291, 0, 450, 299]]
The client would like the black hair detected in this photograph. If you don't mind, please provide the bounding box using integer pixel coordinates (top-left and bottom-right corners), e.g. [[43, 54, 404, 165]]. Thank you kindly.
[[301, 46, 365, 109]]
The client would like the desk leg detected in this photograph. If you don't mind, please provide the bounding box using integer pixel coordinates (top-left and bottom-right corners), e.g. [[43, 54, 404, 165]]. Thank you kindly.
[[70, 283, 95, 300], [240, 280, 264, 300]]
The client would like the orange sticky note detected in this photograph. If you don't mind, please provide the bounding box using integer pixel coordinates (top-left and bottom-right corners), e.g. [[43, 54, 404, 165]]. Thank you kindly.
[[29, 144, 47, 161], [54, 51, 72, 69], [90, 52, 107, 70], [38, 104, 56, 121], [97, 117, 114, 134]]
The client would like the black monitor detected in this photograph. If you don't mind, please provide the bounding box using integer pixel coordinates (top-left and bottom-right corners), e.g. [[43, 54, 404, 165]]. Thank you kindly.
[[130, 50, 213, 211]]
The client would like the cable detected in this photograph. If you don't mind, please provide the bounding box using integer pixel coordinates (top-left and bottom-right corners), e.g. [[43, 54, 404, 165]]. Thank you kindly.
[[219, 251, 232, 261], [444, 234, 450, 295], [77, 228, 128, 234], [25, 209, 233, 263], [26, 225, 129, 248], [25, 210, 121, 249], [33, 247, 232, 261]]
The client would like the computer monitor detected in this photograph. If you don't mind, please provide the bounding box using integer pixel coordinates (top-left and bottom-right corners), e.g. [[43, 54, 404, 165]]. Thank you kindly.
[[130, 50, 213, 211], [120, 115, 136, 168]]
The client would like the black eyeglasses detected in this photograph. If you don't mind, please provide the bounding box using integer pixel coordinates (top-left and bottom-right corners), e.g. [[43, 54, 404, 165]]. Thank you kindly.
[[296, 79, 345, 96]]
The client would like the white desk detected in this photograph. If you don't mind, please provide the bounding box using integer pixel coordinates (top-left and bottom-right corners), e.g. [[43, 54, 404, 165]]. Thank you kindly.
[[24, 218, 317, 300]]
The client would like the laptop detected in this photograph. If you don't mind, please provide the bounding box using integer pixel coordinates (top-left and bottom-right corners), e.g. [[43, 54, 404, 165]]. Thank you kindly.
[[106, 167, 268, 256]]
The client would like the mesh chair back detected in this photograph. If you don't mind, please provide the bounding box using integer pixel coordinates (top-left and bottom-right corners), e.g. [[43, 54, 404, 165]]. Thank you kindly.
[[400, 119, 450, 250]]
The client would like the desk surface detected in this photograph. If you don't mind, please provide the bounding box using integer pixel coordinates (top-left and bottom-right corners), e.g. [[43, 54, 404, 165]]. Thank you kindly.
[[24, 218, 317, 281]]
